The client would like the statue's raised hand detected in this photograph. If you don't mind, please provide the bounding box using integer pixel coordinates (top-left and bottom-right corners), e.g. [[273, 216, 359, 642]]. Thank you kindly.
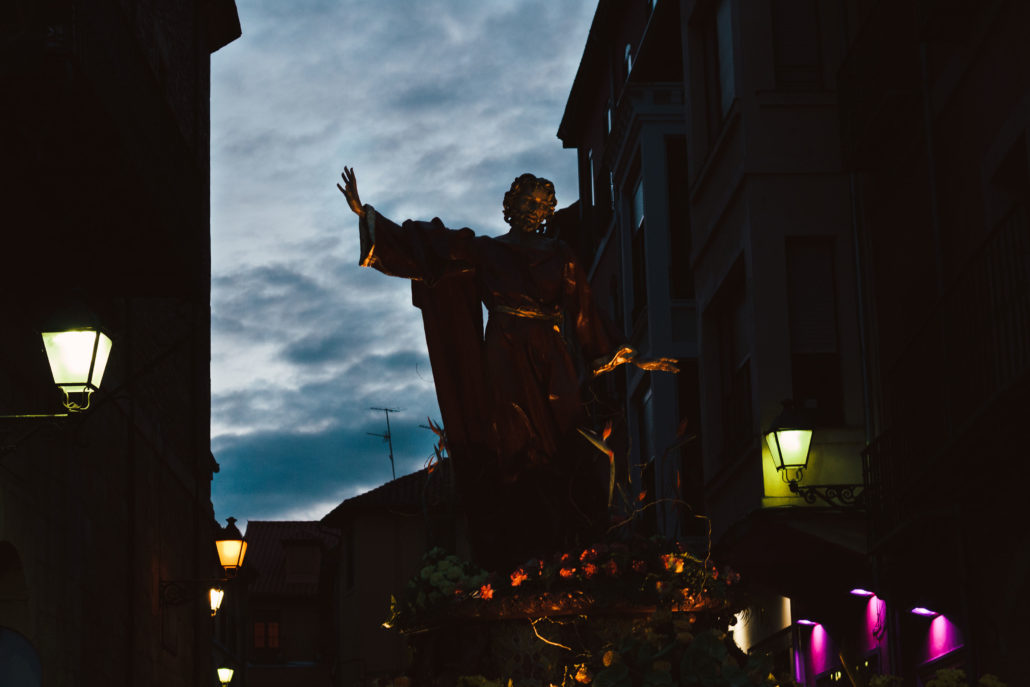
[[337, 166, 365, 218]]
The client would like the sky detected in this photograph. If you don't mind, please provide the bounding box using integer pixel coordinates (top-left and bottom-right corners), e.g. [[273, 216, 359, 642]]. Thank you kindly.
[[209, 1, 598, 524]]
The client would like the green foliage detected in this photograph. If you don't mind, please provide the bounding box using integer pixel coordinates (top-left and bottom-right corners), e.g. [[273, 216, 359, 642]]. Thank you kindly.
[[924, 669, 1007, 687]]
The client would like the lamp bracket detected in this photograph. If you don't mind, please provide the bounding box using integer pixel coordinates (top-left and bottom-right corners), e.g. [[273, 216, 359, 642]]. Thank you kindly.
[[788, 480, 865, 509], [159, 578, 230, 607]]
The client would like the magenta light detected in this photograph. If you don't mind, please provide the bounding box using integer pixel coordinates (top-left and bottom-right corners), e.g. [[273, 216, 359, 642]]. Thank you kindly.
[[796, 619, 817, 626], [864, 596, 887, 652], [850, 588, 875, 597], [911, 606, 939, 617], [925, 615, 963, 661], [810, 623, 832, 675]]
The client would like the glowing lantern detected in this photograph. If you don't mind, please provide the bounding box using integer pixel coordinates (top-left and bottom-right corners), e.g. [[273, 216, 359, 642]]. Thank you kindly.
[[209, 587, 225, 616], [41, 328, 112, 411], [215, 517, 247, 578], [217, 667, 234, 686], [764, 400, 813, 478]]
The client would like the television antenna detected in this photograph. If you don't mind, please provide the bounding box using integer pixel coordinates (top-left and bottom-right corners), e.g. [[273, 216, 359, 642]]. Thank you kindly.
[[368, 407, 401, 480]]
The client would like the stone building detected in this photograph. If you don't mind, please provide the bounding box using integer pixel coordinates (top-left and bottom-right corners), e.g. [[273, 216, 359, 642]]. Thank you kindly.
[[0, 0, 241, 684]]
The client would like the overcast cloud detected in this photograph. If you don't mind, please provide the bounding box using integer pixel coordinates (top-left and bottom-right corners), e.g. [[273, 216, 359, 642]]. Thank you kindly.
[[210, 1, 597, 523]]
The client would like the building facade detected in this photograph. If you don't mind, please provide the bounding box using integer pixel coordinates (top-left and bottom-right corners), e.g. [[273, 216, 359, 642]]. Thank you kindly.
[[0, 0, 240, 684], [559, 0, 1030, 684]]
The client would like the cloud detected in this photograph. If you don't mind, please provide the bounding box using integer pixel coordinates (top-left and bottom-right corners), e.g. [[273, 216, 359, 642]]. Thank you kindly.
[[209, 1, 596, 521]]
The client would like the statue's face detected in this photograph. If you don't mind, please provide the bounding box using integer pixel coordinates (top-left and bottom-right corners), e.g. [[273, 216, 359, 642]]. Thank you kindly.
[[509, 186, 555, 233]]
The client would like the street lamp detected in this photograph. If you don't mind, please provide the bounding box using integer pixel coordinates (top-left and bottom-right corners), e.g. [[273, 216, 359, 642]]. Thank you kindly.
[[215, 517, 247, 578], [160, 517, 248, 608], [209, 587, 225, 616], [764, 400, 813, 482], [41, 327, 112, 412], [217, 667, 234, 686], [764, 399, 864, 508]]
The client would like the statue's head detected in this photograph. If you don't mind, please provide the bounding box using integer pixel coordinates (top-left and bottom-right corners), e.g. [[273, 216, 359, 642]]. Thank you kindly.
[[503, 173, 557, 233]]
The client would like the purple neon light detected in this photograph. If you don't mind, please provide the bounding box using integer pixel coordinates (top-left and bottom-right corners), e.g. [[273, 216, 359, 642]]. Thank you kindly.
[[796, 619, 817, 625], [910, 606, 939, 617], [850, 588, 875, 597]]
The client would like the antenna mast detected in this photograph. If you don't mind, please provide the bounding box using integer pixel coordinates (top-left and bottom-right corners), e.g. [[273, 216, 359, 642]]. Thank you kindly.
[[368, 407, 401, 480]]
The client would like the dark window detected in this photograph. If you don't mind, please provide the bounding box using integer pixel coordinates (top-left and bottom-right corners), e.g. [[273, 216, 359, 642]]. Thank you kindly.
[[771, 0, 822, 90], [785, 238, 843, 425], [666, 135, 693, 298], [701, 0, 735, 143], [253, 619, 280, 650], [714, 262, 752, 457], [631, 179, 648, 324]]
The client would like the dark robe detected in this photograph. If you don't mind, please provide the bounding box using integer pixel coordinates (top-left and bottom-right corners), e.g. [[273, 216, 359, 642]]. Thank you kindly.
[[360, 207, 624, 567]]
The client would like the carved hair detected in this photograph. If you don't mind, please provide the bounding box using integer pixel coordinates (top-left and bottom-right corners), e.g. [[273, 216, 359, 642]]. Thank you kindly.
[[502, 173, 557, 226]]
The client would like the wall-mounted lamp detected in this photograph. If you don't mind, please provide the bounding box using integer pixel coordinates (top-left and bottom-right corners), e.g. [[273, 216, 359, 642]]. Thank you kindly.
[[910, 606, 939, 618], [215, 517, 247, 578], [765, 400, 864, 508], [209, 587, 225, 616], [2, 326, 113, 421], [217, 667, 235, 686], [160, 517, 248, 609], [41, 327, 112, 412]]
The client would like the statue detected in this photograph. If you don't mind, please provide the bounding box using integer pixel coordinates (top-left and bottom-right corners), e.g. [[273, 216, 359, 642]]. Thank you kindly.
[[338, 167, 673, 569]]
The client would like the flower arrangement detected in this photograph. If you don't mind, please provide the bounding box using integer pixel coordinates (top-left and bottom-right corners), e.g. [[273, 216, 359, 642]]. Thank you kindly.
[[386, 538, 743, 632]]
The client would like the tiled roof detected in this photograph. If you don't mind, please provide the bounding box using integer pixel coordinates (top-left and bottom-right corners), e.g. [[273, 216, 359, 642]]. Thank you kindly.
[[244, 521, 340, 597], [321, 458, 456, 526]]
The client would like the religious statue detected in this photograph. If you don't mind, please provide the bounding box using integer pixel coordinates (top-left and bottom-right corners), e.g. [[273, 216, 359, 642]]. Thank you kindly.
[[338, 167, 673, 569]]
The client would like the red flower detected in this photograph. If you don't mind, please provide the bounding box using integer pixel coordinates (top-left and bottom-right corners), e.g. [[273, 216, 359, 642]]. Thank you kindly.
[[583, 563, 599, 578], [510, 569, 529, 587], [559, 567, 576, 578], [479, 584, 494, 600], [631, 560, 647, 574], [580, 548, 598, 563], [560, 552, 573, 565], [604, 559, 619, 576]]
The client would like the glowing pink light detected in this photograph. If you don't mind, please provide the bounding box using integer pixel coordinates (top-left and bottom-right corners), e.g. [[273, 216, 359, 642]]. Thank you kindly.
[[864, 595, 887, 652], [850, 588, 875, 597], [796, 619, 817, 626], [911, 606, 939, 617], [925, 615, 963, 661], [810, 623, 831, 674]]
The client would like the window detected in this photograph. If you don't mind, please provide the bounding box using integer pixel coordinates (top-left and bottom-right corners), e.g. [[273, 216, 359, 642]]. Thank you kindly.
[[666, 135, 693, 298], [785, 238, 843, 425], [587, 149, 596, 208], [701, 0, 735, 142], [630, 179, 648, 323], [771, 0, 822, 90], [253, 619, 280, 650], [713, 262, 752, 457]]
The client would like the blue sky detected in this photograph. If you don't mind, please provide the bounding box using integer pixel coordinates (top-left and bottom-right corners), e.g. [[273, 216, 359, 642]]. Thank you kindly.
[[209, 1, 598, 523]]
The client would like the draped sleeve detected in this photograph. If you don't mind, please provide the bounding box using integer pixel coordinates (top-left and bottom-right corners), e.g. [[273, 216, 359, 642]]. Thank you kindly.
[[359, 205, 476, 285]]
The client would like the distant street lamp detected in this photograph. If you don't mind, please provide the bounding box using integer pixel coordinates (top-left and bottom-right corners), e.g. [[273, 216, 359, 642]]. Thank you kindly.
[[217, 667, 235, 686], [159, 517, 248, 609], [215, 517, 248, 578], [209, 587, 225, 616]]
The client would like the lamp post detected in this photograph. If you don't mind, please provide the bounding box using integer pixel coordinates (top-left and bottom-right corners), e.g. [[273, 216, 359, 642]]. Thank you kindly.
[[764, 400, 864, 508], [217, 667, 235, 686]]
